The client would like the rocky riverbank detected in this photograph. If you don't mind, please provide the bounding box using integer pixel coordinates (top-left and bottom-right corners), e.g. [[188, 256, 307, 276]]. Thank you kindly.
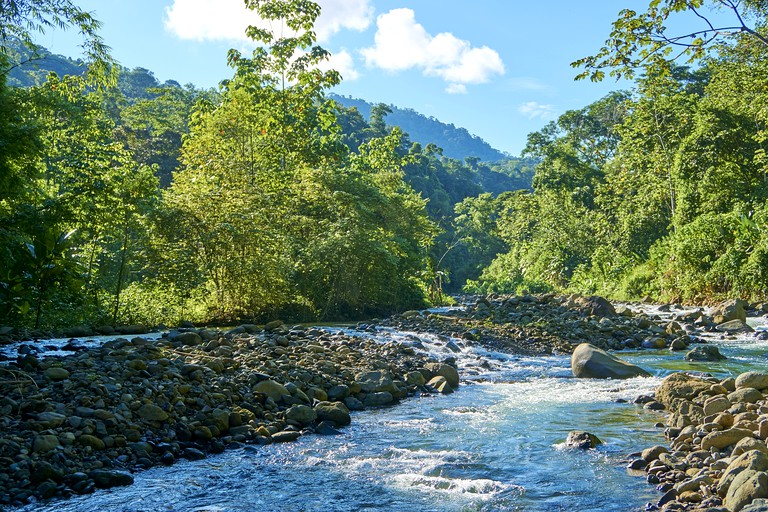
[[385, 294, 767, 356], [630, 371, 768, 512], [2, 293, 766, 508], [0, 321, 459, 506]]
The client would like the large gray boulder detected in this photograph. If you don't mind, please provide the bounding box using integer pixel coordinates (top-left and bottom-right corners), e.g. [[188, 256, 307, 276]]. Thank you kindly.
[[713, 298, 748, 324], [571, 343, 650, 379], [574, 295, 616, 318]]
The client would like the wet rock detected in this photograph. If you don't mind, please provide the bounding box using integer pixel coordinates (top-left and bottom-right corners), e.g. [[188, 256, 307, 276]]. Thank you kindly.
[[363, 392, 394, 407], [717, 320, 755, 334], [426, 376, 453, 394], [183, 448, 206, 460], [314, 401, 351, 426], [565, 431, 602, 449], [713, 299, 748, 325], [90, 470, 134, 489], [271, 431, 301, 443], [355, 371, 398, 394], [315, 421, 341, 436], [571, 343, 650, 379], [669, 336, 690, 351], [655, 373, 713, 408], [686, 344, 727, 361], [642, 445, 669, 462], [424, 363, 460, 389], [285, 405, 317, 426]]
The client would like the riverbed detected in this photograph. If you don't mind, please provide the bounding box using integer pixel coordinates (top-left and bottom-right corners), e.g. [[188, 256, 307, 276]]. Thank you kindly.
[[13, 309, 768, 511]]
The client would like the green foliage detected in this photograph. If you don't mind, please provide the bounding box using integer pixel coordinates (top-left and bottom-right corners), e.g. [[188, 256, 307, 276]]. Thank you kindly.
[[474, 25, 768, 304], [572, 0, 768, 81]]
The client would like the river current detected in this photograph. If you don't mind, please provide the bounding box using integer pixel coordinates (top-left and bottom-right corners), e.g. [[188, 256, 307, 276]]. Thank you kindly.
[[14, 307, 768, 512]]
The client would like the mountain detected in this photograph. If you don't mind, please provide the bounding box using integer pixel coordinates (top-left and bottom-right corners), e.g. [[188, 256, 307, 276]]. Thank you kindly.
[[329, 93, 508, 162]]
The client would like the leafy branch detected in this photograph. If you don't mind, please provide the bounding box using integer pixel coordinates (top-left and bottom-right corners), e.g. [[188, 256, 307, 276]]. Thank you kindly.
[[572, 0, 768, 81]]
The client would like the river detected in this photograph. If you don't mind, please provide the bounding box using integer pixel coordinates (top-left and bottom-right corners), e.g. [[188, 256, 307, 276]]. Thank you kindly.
[[14, 307, 768, 511]]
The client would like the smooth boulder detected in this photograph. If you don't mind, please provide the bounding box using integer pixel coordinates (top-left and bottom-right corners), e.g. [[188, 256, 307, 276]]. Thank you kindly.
[[571, 343, 650, 379]]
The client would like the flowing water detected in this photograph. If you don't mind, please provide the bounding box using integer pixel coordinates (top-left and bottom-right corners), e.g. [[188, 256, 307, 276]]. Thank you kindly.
[[14, 308, 768, 511]]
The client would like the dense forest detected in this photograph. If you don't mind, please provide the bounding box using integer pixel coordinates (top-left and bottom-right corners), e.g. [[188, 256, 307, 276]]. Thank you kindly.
[[1, 0, 766, 333], [465, 3, 768, 303], [0, 1, 533, 330]]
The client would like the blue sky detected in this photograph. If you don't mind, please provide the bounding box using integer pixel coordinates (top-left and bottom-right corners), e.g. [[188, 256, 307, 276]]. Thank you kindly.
[[37, 0, 712, 156]]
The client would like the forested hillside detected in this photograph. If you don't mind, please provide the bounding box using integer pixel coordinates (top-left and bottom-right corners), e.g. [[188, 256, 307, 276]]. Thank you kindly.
[[465, 3, 768, 303], [3, 0, 764, 334], [0, 5, 532, 331], [330, 94, 507, 162]]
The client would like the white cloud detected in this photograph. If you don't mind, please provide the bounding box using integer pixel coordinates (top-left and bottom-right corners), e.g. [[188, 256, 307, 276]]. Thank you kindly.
[[318, 49, 360, 81], [518, 101, 557, 120], [164, 0, 373, 44], [445, 83, 467, 94], [361, 8, 504, 90]]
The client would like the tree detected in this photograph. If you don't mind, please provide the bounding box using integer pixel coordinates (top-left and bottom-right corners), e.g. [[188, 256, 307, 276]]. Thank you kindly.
[[573, 0, 768, 81], [0, 0, 116, 87]]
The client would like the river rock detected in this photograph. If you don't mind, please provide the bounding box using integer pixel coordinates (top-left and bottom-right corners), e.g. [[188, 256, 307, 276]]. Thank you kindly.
[[263, 320, 284, 332], [90, 470, 134, 489], [138, 404, 169, 422], [62, 325, 93, 337], [405, 371, 426, 386], [427, 376, 453, 394], [642, 445, 669, 462], [713, 299, 748, 324], [43, 367, 69, 381], [655, 373, 713, 407], [570, 343, 650, 379], [737, 373, 768, 391], [574, 295, 616, 317], [33, 412, 66, 429], [175, 331, 203, 346], [717, 320, 755, 334], [720, 450, 768, 498], [327, 384, 350, 401], [669, 336, 689, 351], [701, 428, 754, 451], [726, 470, 768, 512], [32, 435, 60, 453], [704, 395, 732, 416], [565, 430, 602, 449], [424, 362, 460, 389], [685, 345, 727, 361], [742, 499, 768, 512], [314, 401, 351, 426], [363, 392, 394, 407], [355, 371, 398, 394], [729, 388, 764, 404], [285, 405, 317, 426], [254, 380, 290, 402], [271, 430, 301, 443]]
